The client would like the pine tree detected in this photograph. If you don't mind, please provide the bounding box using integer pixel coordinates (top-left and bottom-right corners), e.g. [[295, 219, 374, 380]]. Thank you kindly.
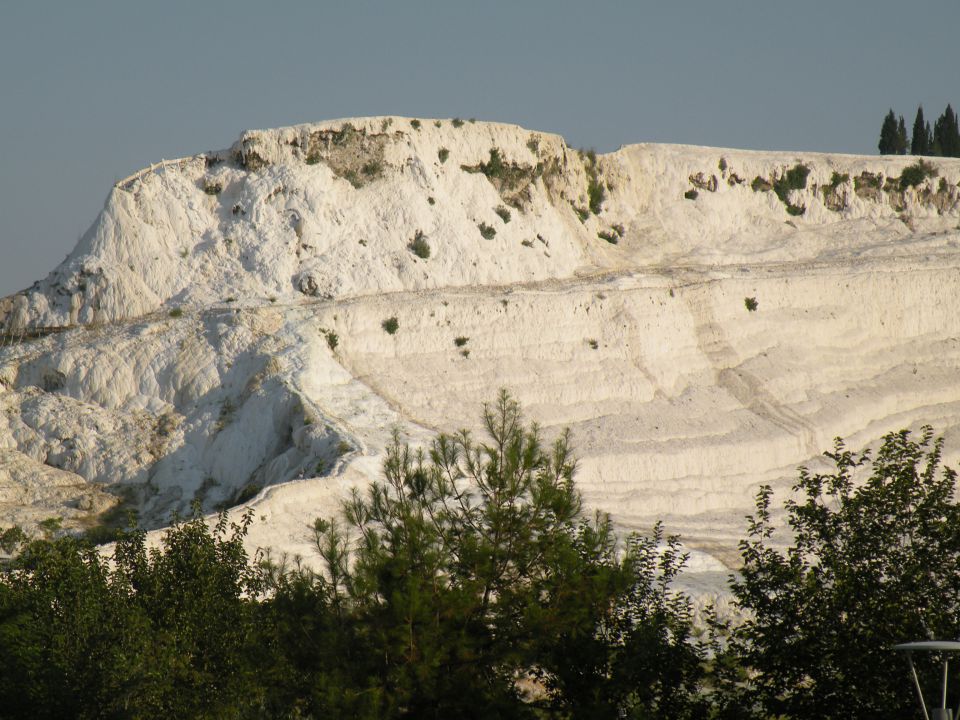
[[878, 109, 899, 155], [911, 105, 929, 155]]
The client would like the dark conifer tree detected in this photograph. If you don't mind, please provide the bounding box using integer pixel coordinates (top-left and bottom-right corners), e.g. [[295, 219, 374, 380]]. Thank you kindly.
[[911, 105, 929, 155], [878, 110, 899, 154], [934, 104, 960, 157], [895, 115, 908, 154]]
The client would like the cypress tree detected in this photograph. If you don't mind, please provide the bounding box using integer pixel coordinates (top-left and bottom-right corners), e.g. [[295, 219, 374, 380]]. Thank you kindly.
[[911, 105, 929, 155], [935, 104, 960, 157], [878, 109, 898, 155], [896, 115, 908, 154]]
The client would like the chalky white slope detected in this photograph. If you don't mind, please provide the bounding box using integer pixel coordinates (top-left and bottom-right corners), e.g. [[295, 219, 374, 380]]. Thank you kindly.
[[2, 117, 960, 595]]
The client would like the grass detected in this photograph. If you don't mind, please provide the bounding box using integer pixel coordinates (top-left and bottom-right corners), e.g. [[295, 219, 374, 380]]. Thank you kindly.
[[597, 230, 618, 244], [382, 317, 399, 334], [478, 222, 496, 239], [494, 206, 512, 223], [573, 206, 590, 223], [438, 148, 450, 163], [407, 230, 431, 259]]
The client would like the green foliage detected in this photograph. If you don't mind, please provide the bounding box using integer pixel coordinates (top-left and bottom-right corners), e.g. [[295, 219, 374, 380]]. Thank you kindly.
[[360, 159, 382, 178], [453, 336, 469, 347], [827, 171, 849, 189], [0, 526, 27, 554], [773, 163, 810, 202], [234, 482, 261, 505], [325, 330, 339, 351], [202, 180, 222, 195], [381, 316, 399, 334], [878, 109, 901, 155], [437, 147, 449, 163], [263, 391, 705, 718], [598, 229, 619, 244], [912, 105, 932, 155], [724, 428, 960, 720], [494, 205, 511, 223], [684, 189, 699, 200], [452, 117, 464, 128], [409, 119, 421, 130], [573, 205, 590, 223], [478, 222, 496, 239], [750, 176, 771, 192], [526, 137, 540, 154], [900, 159, 938, 189], [407, 230, 431, 259], [168, 307, 183, 318], [744, 296, 758, 311], [582, 149, 606, 214], [0, 508, 264, 719]]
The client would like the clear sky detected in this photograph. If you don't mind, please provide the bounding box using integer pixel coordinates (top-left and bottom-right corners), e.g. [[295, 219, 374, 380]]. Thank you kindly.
[[1, 1, 958, 298]]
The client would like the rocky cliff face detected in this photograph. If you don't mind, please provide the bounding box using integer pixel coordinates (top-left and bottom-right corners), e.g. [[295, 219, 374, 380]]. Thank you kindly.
[[2, 117, 959, 594]]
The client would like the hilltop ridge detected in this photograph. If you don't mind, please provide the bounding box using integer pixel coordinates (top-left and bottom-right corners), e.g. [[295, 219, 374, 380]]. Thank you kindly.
[[2, 117, 960, 599]]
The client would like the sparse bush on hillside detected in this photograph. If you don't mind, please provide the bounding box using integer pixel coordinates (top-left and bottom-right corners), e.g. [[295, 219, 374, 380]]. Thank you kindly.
[[827, 171, 850, 189], [407, 230, 431, 259], [410, 119, 421, 130], [453, 336, 469, 347], [684, 189, 699, 200], [573, 205, 590, 223], [744, 297, 758, 311], [438, 147, 450, 163], [751, 176, 772, 192], [598, 229, 619, 244], [478, 222, 496, 239], [168, 308, 183, 318], [381, 316, 399, 334], [494, 206, 511, 223], [773, 163, 810, 205], [452, 117, 464, 128], [899, 159, 938, 189], [203, 180, 222, 195], [325, 331, 338, 351]]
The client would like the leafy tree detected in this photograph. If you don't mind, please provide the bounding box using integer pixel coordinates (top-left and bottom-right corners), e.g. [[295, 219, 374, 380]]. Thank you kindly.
[[723, 427, 960, 720], [912, 105, 932, 155], [0, 507, 265, 719], [265, 390, 705, 719], [878, 109, 900, 154]]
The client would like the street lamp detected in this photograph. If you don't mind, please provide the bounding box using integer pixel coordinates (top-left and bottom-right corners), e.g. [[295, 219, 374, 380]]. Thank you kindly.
[[893, 641, 960, 720]]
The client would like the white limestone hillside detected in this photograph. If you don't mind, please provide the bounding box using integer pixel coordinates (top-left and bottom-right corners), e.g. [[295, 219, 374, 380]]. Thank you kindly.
[[2, 117, 960, 598]]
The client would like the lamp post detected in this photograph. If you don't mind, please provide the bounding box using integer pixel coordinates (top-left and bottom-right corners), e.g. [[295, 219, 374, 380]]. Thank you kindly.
[[893, 641, 960, 720]]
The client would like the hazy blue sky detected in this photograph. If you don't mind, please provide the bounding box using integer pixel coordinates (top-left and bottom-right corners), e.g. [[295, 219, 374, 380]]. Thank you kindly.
[[1, 1, 958, 297]]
